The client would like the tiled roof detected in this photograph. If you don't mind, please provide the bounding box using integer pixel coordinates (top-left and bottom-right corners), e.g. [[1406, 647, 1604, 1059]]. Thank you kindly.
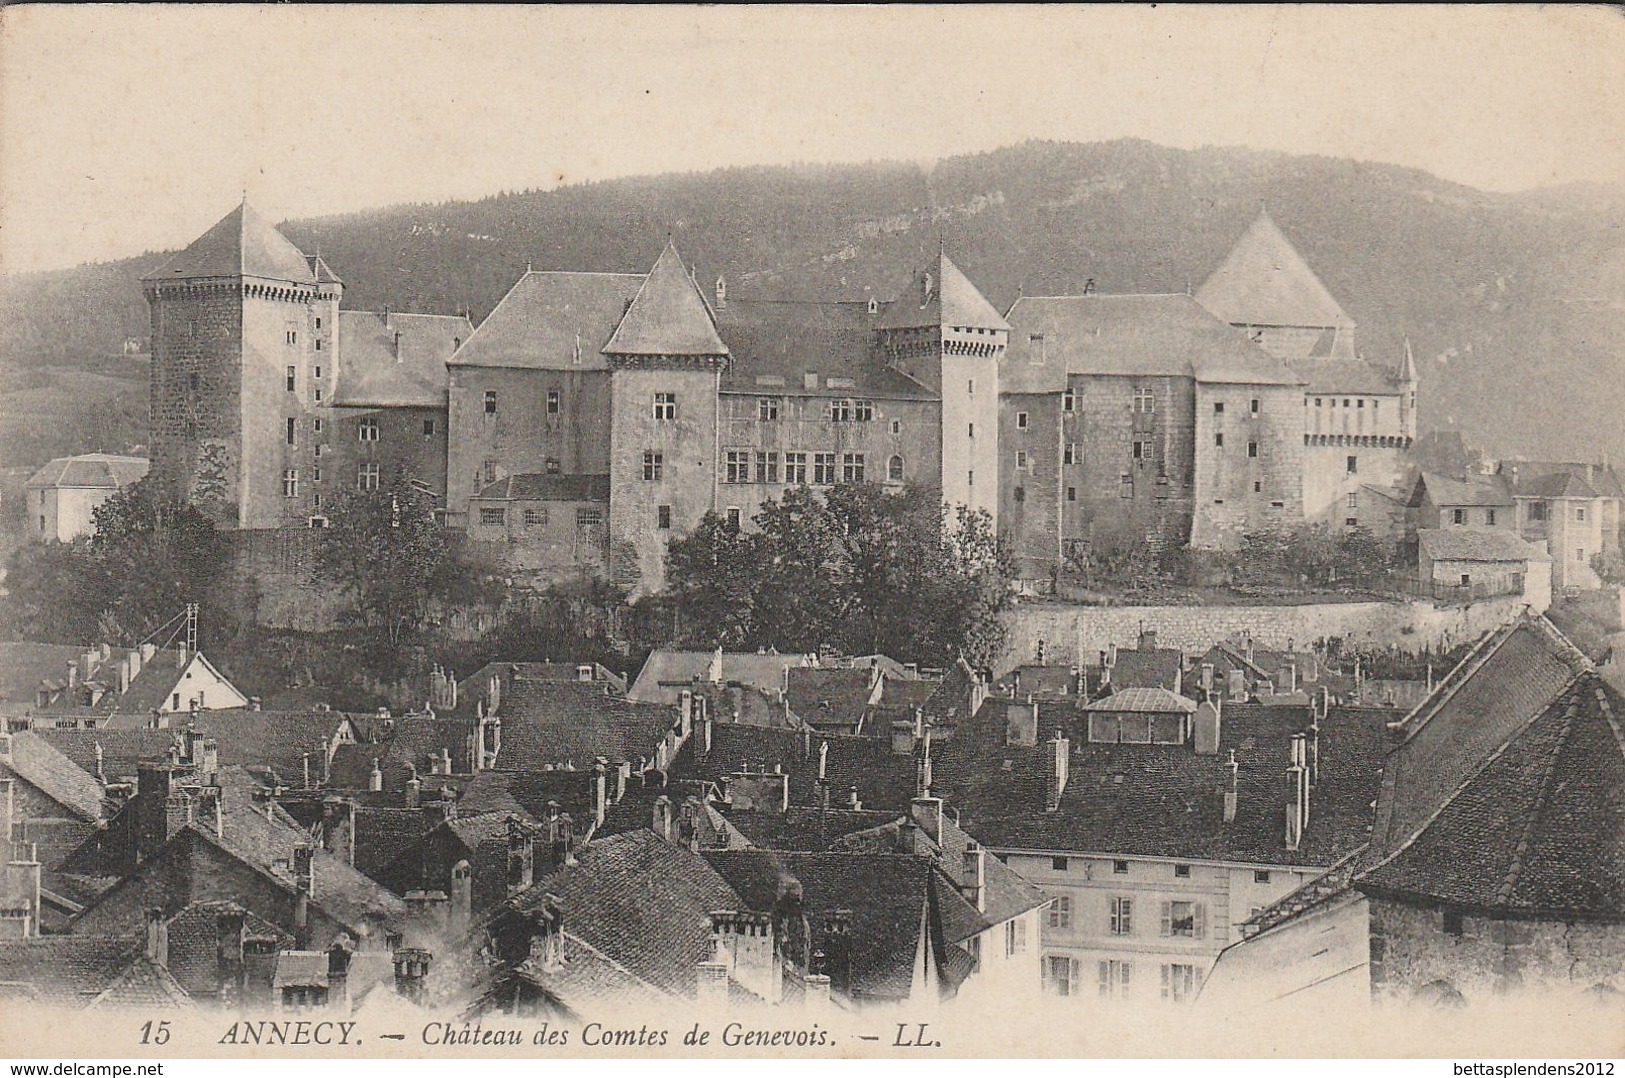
[[1103, 647, 1184, 694], [0, 643, 206, 718], [272, 951, 330, 988], [1082, 687, 1197, 714], [786, 667, 877, 732], [25, 454, 149, 491], [1286, 357, 1400, 395], [1499, 461, 1624, 501], [449, 271, 643, 370], [163, 901, 292, 1001], [0, 936, 145, 1007], [1418, 527, 1546, 564], [1412, 471, 1514, 509], [1002, 293, 1300, 394], [352, 807, 431, 877], [487, 680, 679, 770], [679, 721, 920, 813], [878, 676, 942, 709], [1515, 471, 1600, 499], [500, 931, 671, 1015], [722, 807, 904, 851], [1358, 675, 1624, 919], [86, 956, 194, 1010], [179, 710, 364, 786], [954, 704, 1392, 867], [1369, 617, 1591, 862], [702, 850, 939, 1000], [331, 311, 470, 409], [1195, 211, 1354, 330], [716, 299, 934, 401], [142, 202, 317, 285], [498, 829, 741, 997], [473, 473, 609, 503], [456, 769, 598, 822], [876, 251, 1009, 332], [2, 730, 104, 820], [602, 244, 728, 357], [627, 649, 813, 704]]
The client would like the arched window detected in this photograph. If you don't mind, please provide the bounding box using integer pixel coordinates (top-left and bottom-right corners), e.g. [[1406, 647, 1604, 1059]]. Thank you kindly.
[[888, 455, 905, 482]]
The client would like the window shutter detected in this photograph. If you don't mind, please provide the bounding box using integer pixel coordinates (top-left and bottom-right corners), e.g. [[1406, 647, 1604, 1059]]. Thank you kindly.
[[1121, 962, 1131, 993], [1160, 901, 1172, 937], [1016, 918, 1027, 951], [1160, 964, 1171, 999], [1194, 904, 1207, 940]]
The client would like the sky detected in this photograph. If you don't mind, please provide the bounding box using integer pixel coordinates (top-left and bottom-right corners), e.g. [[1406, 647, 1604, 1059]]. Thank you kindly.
[[2, 5, 1622, 276]]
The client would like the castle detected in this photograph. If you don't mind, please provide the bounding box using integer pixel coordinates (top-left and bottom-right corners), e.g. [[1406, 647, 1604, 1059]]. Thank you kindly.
[[144, 202, 1416, 592]]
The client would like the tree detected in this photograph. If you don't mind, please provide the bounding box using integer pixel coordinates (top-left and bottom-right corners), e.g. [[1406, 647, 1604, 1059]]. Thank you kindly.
[[317, 474, 450, 645]]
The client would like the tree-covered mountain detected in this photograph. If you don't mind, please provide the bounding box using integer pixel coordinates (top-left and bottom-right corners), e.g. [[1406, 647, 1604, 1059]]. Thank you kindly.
[[4, 138, 1621, 468]]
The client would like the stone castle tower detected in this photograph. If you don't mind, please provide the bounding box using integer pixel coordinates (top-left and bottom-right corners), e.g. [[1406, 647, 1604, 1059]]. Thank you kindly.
[[142, 201, 342, 528], [874, 250, 1007, 529]]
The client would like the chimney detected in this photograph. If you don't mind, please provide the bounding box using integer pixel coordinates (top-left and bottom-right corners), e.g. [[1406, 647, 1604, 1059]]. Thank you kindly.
[[392, 948, 433, 1005], [134, 765, 177, 862], [404, 772, 421, 808], [216, 909, 246, 997], [369, 759, 383, 793], [714, 276, 727, 311], [1200, 662, 1215, 693], [293, 843, 316, 897], [846, 786, 862, 811], [696, 942, 731, 1009], [1139, 629, 1158, 653], [440, 747, 453, 776], [449, 861, 472, 939], [890, 717, 915, 756], [593, 758, 609, 828], [506, 816, 535, 894], [381, 304, 390, 326], [1223, 750, 1239, 824], [128, 646, 143, 684], [817, 740, 828, 782], [422, 790, 456, 830], [93, 742, 105, 783], [1284, 735, 1309, 851], [141, 642, 157, 664], [1308, 717, 1321, 786], [1193, 699, 1221, 755], [699, 709, 713, 755], [393, 331, 403, 360], [529, 896, 565, 971], [910, 795, 944, 847], [1227, 667, 1247, 701], [961, 842, 986, 912], [803, 371, 819, 391], [679, 689, 694, 740], [144, 907, 169, 968], [66, 659, 78, 689], [1046, 730, 1070, 812], [1281, 662, 1298, 694], [652, 795, 674, 843]]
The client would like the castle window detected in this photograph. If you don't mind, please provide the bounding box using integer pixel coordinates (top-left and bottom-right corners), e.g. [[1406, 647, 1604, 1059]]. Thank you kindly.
[[1014, 486, 1025, 503], [314, 387, 323, 402], [657, 505, 671, 530], [755, 451, 780, 484], [1343, 399, 1351, 408], [758, 397, 780, 422], [1250, 398, 1260, 414], [313, 467, 322, 483], [1214, 401, 1224, 414], [315, 317, 322, 330], [1348, 492, 1359, 509], [1016, 411, 1029, 430], [813, 453, 837, 485], [643, 451, 663, 481], [1133, 388, 1155, 414], [525, 507, 547, 527], [358, 463, 379, 492], [1016, 450, 1029, 471], [1132, 441, 1148, 461], [968, 422, 975, 439], [484, 391, 497, 415], [286, 366, 296, 392], [1120, 475, 1133, 498], [1067, 486, 1076, 501], [1530, 501, 1548, 522], [483, 460, 497, 484], [1486, 508, 1496, 525], [1443, 910, 1464, 938], [546, 390, 560, 415], [1346, 517, 1359, 527], [1254, 481, 1262, 493], [315, 339, 323, 352], [843, 453, 866, 483], [1064, 443, 1080, 465], [1247, 441, 1259, 458], [1215, 433, 1224, 448], [283, 469, 298, 498], [1576, 506, 1587, 522], [313, 418, 322, 434], [1029, 334, 1046, 365], [1347, 455, 1358, 475], [968, 379, 974, 396], [653, 392, 677, 420], [785, 452, 808, 484], [1453, 508, 1465, 525], [480, 507, 506, 527], [1315, 398, 1323, 407], [286, 418, 297, 446], [286, 330, 298, 345], [423, 418, 435, 437], [314, 366, 322, 379], [891, 419, 901, 435], [1271, 500, 1285, 509], [725, 450, 750, 484], [726, 507, 742, 529], [1357, 399, 1365, 408], [853, 400, 874, 422], [1062, 388, 1076, 412], [968, 470, 974, 487], [829, 398, 851, 422], [888, 455, 905, 483], [359, 418, 379, 442]]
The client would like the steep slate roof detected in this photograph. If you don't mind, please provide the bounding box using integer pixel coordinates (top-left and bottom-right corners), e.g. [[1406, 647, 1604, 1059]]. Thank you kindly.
[[1, 731, 104, 820], [1499, 461, 1624, 501], [473, 474, 610, 503], [489, 680, 678, 769], [142, 202, 317, 284], [486, 931, 671, 1016], [1411, 471, 1515, 509], [1516, 471, 1600, 500], [786, 667, 878, 733], [86, 955, 195, 1010], [677, 721, 920, 814], [1082, 687, 1197, 714], [1357, 675, 1625, 920], [1288, 356, 1400, 395], [602, 244, 728, 357], [1368, 617, 1592, 862], [716, 299, 934, 400], [498, 829, 742, 997], [179, 709, 363, 786], [876, 251, 1009, 332], [1001, 293, 1301, 394], [627, 649, 813, 705], [33, 729, 175, 784], [1104, 646, 1185, 694], [1418, 527, 1546, 564], [450, 271, 644, 370], [331, 311, 470, 408], [25, 454, 149, 491], [954, 705, 1392, 868], [163, 901, 292, 1000], [352, 807, 430, 877], [456, 768, 598, 822], [702, 850, 953, 1000], [1195, 211, 1354, 329]]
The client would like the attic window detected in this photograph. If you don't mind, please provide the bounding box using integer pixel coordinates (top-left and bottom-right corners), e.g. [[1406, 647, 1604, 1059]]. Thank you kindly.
[[1174, 864, 1191, 878], [1113, 860, 1130, 875]]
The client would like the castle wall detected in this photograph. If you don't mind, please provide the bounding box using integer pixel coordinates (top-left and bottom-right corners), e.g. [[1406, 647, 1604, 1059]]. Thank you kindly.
[[240, 287, 321, 529], [148, 284, 245, 523], [940, 329, 1004, 527], [1191, 382, 1305, 548]]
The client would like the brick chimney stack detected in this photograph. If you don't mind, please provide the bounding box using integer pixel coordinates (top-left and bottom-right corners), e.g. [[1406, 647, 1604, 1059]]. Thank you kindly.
[[1223, 750, 1239, 824], [961, 841, 986, 912]]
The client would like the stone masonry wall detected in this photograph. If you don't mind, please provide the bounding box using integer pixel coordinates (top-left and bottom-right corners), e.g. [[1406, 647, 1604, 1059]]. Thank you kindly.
[[997, 593, 1535, 675]]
